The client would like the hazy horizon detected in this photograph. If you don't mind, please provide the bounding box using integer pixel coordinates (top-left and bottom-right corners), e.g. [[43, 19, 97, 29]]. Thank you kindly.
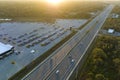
[[0, 0, 119, 1]]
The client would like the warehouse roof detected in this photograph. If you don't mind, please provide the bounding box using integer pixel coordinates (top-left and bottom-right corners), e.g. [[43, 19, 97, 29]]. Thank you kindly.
[[0, 42, 13, 55]]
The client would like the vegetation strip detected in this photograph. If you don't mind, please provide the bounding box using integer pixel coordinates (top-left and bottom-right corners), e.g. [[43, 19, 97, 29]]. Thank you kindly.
[[77, 35, 120, 80]]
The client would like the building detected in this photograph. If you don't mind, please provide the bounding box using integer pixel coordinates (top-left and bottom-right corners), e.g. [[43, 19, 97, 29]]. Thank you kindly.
[[0, 42, 14, 59], [108, 29, 115, 34], [112, 13, 119, 18]]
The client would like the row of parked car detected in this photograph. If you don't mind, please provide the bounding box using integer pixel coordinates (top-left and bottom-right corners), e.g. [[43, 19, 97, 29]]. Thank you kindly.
[[25, 28, 67, 48]]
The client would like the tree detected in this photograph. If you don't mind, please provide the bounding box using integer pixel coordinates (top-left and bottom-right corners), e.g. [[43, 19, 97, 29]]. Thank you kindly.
[[92, 48, 107, 60], [87, 72, 94, 78], [113, 58, 120, 73], [113, 58, 120, 67], [95, 74, 106, 80], [93, 57, 104, 66]]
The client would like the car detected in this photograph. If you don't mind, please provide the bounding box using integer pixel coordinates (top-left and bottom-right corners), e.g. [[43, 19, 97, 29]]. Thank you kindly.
[[0, 56, 3, 59], [31, 50, 35, 53], [49, 38, 55, 41]]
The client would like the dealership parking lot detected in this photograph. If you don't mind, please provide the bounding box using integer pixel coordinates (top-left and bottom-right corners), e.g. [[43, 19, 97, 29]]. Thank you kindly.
[[0, 19, 87, 80]]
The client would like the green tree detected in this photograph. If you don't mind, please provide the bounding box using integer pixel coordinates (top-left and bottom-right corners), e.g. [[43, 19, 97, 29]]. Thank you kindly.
[[113, 58, 120, 67], [92, 48, 107, 60], [113, 58, 120, 74], [95, 74, 106, 80]]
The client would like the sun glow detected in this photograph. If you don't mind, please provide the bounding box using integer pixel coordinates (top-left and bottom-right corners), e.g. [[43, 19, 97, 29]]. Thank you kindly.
[[46, 0, 62, 5]]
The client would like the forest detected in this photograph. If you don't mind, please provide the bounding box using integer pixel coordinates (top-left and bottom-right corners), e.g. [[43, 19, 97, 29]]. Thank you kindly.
[[103, 18, 120, 32], [112, 5, 120, 14], [0, 1, 105, 21], [103, 6, 120, 32], [77, 36, 120, 80], [76, 5, 120, 80]]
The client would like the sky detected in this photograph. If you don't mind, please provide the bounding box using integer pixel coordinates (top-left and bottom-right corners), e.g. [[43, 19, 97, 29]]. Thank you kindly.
[[0, 0, 119, 1]]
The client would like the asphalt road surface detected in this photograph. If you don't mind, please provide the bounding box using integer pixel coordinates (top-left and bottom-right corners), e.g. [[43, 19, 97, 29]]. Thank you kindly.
[[22, 5, 114, 80]]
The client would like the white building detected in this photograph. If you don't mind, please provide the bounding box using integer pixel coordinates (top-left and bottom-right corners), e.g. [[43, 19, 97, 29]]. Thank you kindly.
[[112, 13, 119, 18], [0, 42, 14, 58], [108, 29, 115, 34]]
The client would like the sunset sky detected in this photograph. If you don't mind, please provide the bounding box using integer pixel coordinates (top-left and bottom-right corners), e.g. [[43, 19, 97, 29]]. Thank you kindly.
[[0, 0, 119, 1]]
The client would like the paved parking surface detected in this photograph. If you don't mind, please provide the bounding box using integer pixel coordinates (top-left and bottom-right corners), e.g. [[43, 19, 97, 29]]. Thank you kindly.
[[0, 19, 86, 80]]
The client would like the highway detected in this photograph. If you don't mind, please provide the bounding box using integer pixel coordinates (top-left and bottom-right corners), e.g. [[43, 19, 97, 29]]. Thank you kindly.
[[22, 5, 114, 80]]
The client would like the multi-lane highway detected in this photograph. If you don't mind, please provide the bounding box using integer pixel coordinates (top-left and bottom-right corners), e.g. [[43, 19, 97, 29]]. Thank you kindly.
[[22, 5, 114, 80]]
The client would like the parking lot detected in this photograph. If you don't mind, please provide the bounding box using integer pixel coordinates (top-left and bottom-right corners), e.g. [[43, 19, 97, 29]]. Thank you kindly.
[[0, 19, 87, 80]]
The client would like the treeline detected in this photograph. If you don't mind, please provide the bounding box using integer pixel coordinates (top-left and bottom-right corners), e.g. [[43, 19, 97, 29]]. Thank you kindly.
[[102, 5, 120, 32], [77, 36, 120, 80], [112, 5, 120, 14], [0, 1, 105, 20], [103, 18, 120, 32]]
